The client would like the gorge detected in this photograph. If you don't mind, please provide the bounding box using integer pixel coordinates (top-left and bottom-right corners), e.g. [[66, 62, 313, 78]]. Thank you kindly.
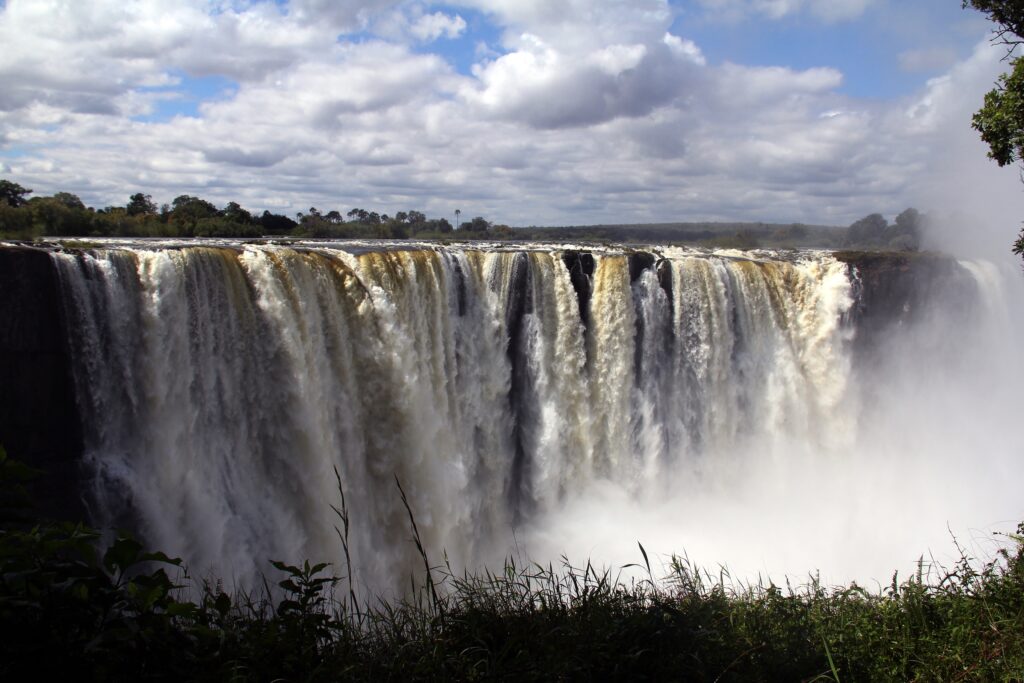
[[1, 240, 1021, 596]]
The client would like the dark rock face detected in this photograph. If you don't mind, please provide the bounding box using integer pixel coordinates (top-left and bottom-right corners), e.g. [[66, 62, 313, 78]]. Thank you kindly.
[[0, 246, 85, 520], [562, 251, 595, 328], [627, 251, 656, 283], [835, 251, 978, 359]]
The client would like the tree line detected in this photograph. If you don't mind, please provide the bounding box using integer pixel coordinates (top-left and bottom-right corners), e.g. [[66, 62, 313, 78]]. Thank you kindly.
[[0, 180, 507, 240], [1, 178, 925, 250]]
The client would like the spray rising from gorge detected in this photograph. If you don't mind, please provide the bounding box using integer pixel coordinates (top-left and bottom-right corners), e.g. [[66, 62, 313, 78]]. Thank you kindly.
[[49, 242, 1024, 594]]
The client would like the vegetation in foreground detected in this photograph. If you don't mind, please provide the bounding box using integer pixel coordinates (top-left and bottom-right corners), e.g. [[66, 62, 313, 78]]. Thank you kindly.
[[2, 448, 1021, 682]]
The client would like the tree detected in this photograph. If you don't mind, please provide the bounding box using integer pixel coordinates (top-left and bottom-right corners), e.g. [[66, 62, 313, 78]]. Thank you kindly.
[[52, 192, 86, 210], [260, 210, 298, 234], [168, 195, 217, 235], [171, 195, 217, 220], [0, 200, 34, 236], [220, 201, 253, 225], [965, 1, 1024, 44], [845, 213, 888, 247], [0, 180, 33, 208], [126, 192, 157, 216], [890, 208, 924, 250], [972, 57, 1024, 167], [26, 196, 92, 236], [965, 0, 1024, 256]]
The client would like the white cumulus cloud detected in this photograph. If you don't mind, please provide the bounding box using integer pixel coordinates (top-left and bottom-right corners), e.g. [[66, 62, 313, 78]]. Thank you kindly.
[[410, 11, 467, 42], [699, 0, 875, 22], [0, 0, 1020, 244]]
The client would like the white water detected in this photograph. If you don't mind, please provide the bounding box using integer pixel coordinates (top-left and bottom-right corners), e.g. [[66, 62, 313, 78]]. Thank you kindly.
[[51, 242, 1024, 595]]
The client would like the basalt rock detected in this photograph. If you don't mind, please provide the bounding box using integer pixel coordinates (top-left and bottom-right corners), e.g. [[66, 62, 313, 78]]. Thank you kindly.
[[0, 246, 85, 521]]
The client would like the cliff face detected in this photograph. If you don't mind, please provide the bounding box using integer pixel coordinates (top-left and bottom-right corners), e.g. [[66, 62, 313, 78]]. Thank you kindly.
[[0, 246, 85, 520], [835, 251, 977, 358]]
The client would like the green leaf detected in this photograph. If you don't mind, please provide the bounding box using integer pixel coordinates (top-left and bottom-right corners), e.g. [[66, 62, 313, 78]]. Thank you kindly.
[[167, 601, 198, 618], [104, 535, 144, 573], [215, 591, 232, 616], [140, 550, 183, 566]]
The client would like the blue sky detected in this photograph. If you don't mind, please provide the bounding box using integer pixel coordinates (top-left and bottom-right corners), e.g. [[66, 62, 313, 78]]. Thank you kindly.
[[1, 0, 1022, 243], [136, 73, 238, 122], [679, 4, 982, 98]]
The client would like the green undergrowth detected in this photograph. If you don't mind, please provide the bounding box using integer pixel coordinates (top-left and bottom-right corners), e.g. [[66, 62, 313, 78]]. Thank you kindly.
[[2, 447, 1023, 682]]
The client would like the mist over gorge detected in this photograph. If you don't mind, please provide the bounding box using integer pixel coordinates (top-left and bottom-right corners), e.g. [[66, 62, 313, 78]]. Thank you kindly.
[[1, 240, 1016, 596]]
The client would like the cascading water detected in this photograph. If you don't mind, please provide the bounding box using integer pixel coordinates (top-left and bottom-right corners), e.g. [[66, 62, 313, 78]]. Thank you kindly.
[[50, 242, 1024, 594]]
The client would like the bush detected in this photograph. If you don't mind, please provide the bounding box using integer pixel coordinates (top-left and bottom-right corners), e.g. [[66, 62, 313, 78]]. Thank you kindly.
[[1, 446, 1022, 681]]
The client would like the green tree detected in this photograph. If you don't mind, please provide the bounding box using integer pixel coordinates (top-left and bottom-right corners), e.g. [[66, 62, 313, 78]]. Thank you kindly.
[[965, 1, 1024, 44], [0, 201, 34, 236], [890, 208, 924, 250], [965, 0, 1024, 255], [972, 59, 1024, 167], [845, 213, 888, 247], [169, 195, 217, 234], [126, 192, 157, 216], [52, 192, 86, 210], [27, 196, 91, 236], [260, 210, 298, 234], [0, 180, 32, 208], [219, 201, 252, 225], [171, 195, 217, 218]]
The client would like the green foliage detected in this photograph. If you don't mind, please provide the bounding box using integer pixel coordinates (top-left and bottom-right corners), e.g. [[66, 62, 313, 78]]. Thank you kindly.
[[27, 196, 93, 236], [0, 199, 36, 238], [965, 0, 1024, 41], [0, 447, 195, 680], [846, 213, 888, 246], [259, 210, 298, 234], [843, 209, 924, 250], [0, 179, 32, 208], [966, 0, 1024, 257], [126, 192, 157, 217], [0, 176, 874, 248], [52, 191, 86, 210], [972, 56, 1024, 167], [463, 216, 491, 232], [220, 201, 253, 225], [1, 445, 1022, 680]]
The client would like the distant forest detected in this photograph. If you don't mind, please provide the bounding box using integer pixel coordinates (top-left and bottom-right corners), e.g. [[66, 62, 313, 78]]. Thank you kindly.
[[0, 179, 923, 250]]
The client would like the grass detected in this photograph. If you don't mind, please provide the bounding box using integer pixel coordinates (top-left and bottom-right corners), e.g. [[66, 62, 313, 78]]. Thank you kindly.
[[2, 447, 1022, 681]]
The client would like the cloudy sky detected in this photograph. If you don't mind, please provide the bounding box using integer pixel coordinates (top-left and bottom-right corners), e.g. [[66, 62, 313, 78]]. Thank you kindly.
[[1, 0, 1023, 234]]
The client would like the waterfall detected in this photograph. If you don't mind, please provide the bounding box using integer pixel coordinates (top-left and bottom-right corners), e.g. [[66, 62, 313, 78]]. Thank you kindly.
[[50, 243, 1022, 593]]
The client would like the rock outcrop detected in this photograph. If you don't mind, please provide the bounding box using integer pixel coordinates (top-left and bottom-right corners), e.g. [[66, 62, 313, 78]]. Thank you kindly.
[[0, 246, 85, 520]]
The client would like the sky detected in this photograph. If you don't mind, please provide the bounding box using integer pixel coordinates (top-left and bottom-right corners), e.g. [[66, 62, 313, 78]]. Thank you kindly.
[[1, 0, 1023, 235]]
